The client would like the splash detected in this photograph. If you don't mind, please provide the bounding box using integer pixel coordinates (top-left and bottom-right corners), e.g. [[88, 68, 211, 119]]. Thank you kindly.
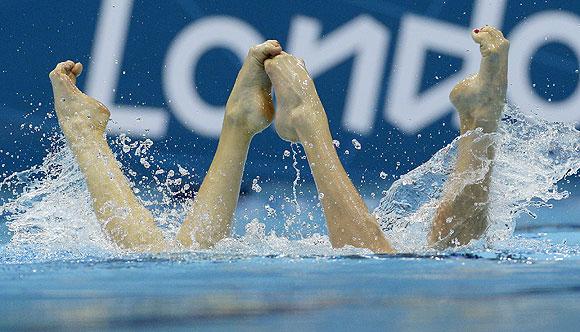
[[1, 105, 578, 263], [0, 136, 115, 263], [0, 133, 360, 263], [211, 219, 369, 257], [375, 105, 580, 252]]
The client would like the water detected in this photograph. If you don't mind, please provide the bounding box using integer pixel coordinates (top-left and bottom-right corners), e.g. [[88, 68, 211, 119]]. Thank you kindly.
[[1, 244, 579, 331], [376, 105, 580, 251], [0, 105, 579, 330]]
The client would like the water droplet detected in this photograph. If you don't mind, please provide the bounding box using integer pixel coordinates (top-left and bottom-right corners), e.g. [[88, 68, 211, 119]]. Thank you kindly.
[[352, 139, 361, 150], [264, 204, 276, 217], [332, 139, 340, 148], [379, 171, 388, 179], [252, 177, 262, 193], [178, 165, 189, 176], [140, 157, 150, 168]]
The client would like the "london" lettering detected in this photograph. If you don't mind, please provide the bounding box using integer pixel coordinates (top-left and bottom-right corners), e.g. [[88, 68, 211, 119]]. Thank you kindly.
[[85, 0, 580, 138]]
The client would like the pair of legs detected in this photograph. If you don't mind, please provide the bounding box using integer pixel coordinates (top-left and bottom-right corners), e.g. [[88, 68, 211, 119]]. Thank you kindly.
[[49, 26, 508, 253], [50, 40, 283, 251]]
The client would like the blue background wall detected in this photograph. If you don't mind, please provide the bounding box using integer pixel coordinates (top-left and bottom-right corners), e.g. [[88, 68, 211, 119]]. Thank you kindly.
[[1, 0, 578, 196]]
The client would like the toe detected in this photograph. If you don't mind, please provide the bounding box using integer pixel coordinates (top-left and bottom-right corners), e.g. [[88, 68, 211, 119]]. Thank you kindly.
[[49, 60, 82, 94], [471, 27, 491, 44], [69, 62, 83, 84], [481, 25, 507, 42], [72, 62, 83, 77], [50, 60, 75, 79], [265, 40, 282, 56], [480, 25, 500, 42], [62, 60, 75, 74], [488, 26, 504, 40], [472, 26, 509, 55], [471, 28, 483, 44], [249, 40, 283, 65]]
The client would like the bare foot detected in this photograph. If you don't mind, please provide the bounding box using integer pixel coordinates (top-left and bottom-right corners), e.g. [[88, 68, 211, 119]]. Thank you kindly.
[[49, 60, 110, 139], [225, 40, 282, 136], [428, 26, 509, 249], [449, 25, 509, 133], [264, 52, 326, 143]]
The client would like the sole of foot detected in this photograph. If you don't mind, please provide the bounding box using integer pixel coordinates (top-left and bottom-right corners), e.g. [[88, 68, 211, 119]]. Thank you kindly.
[[449, 26, 509, 132], [265, 52, 324, 143], [49, 60, 110, 135], [225, 40, 282, 135]]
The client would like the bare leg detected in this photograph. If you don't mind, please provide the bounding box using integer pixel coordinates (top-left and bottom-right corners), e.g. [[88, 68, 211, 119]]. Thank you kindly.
[[429, 26, 509, 248], [49, 61, 166, 251], [265, 53, 394, 253], [176, 40, 282, 248]]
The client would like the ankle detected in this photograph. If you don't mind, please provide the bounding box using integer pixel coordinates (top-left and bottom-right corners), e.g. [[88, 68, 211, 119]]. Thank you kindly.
[[460, 118, 498, 134], [59, 118, 107, 147], [294, 104, 329, 140]]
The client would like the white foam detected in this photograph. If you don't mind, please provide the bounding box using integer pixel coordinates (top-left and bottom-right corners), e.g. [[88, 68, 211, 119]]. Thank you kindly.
[[375, 105, 580, 252], [1, 105, 578, 263]]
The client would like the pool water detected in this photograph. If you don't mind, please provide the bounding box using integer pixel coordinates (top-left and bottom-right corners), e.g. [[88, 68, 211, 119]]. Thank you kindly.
[[1, 105, 578, 331], [1, 193, 579, 332], [1, 238, 579, 331]]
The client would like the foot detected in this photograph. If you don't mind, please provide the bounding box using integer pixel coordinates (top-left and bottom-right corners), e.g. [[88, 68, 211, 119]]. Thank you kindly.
[[224, 40, 282, 136], [264, 52, 326, 143], [449, 25, 509, 133], [49, 60, 110, 139]]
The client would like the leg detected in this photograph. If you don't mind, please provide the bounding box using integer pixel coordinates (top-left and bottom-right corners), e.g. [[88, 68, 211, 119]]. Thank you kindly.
[[265, 53, 394, 253], [49, 61, 166, 251], [176, 40, 282, 248], [429, 26, 509, 248]]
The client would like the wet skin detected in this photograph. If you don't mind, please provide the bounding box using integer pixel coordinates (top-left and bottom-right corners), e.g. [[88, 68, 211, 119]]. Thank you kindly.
[[429, 25, 509, 248], [50, 25, 509, 253], [50, 41, 282, 251], [265, 26, 509, 252]]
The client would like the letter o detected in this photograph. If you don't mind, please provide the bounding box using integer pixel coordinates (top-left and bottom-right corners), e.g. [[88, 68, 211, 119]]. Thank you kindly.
[[509, 12, 580, 122]]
